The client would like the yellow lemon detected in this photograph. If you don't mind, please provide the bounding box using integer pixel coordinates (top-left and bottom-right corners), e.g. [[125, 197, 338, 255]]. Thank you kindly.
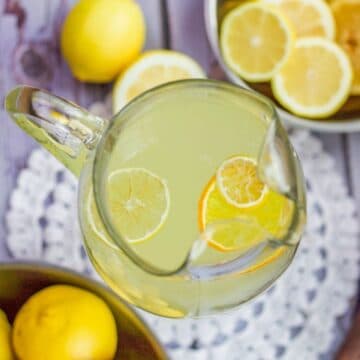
[[0, 309, 14, 360], [61, 0, 145, 83], [13, 285, 118, 360]]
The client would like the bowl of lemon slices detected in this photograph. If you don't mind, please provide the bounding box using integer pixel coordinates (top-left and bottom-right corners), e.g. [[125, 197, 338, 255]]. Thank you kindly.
[[206, 0, 360, 132]]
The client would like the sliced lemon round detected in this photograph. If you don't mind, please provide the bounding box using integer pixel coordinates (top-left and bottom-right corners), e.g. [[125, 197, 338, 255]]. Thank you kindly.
[[113, 50, 205, 112], [201, 219, 269, 254], [106, 168, 170, 243], [216, 156, 267, 208], [272, 37, 353, 118], [198, 177, 294, 252], [332, 0, 360, 95], [86, 190, 120, 250], [220, 2, 294, 82], [264, 0, 335, 39]]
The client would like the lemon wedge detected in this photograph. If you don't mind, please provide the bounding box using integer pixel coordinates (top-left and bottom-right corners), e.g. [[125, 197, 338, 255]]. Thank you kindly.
[[220, 2, 294, 82], [106, 168, 170, 243], [264, 0, 335, 39], [272, 37, 353, 118], [113, 50, 205, 112]]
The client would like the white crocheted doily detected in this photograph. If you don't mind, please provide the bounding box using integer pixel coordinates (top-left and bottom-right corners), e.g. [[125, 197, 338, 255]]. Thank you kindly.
[[6, 126, 359, 359]]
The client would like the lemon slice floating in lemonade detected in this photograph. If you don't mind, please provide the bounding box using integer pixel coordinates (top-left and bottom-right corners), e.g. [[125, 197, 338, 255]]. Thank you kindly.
[[86, 190, 119, 250], [200, 216, 270, 255], [106, 168, 170, 243], [199, 156, 294, 253], [216, 156, 268, 208]]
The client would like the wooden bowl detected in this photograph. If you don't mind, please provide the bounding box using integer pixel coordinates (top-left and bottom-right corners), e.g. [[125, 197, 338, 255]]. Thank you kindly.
[[0, 262, 168, 360]]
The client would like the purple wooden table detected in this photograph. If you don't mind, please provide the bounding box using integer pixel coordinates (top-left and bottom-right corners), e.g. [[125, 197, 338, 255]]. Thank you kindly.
[[0, 0, 359, 355]]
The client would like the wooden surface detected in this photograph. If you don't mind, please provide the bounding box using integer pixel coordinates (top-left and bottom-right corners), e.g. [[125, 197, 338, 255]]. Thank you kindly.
[[0, 0, 359, 297]]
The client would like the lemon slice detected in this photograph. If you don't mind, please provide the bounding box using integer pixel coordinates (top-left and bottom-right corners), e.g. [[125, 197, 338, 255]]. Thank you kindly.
[[198, 178, 294, 252], [113, 50, 205, 112], [272, 37, 353, 118], [264, 0, 335, 39], [332, 0, 360, 95], [86, 190, 120, 250], [220, 2, 294, 82], [216, 156, 267, 208], [106, 168, 169, 243], [202, 219, 269, 254]]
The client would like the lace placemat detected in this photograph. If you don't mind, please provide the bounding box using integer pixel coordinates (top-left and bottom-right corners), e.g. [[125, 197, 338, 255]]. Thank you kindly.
[[5, 128, 359, 360]]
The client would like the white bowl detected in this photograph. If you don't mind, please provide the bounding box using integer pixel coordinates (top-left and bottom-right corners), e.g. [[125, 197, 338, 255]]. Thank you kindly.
[[204, 0, 360, 133]]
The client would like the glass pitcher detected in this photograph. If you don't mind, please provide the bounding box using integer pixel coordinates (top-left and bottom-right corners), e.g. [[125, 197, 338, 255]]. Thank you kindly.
[[5, 80, 306, 318]]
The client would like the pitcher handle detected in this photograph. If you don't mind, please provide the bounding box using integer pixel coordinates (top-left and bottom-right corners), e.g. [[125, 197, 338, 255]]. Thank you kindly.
[[5, 86, 107, 177]]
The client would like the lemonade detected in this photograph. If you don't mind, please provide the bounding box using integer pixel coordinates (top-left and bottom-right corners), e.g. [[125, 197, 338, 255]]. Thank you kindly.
[[78, 81, 305, 317], [5, 80, 305, 318]]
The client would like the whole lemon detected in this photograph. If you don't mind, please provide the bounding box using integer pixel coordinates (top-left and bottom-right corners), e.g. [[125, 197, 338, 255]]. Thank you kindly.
[[13, 285, 118, 360], [61, 0, 145, 83], [0, 309, 14, 360]]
